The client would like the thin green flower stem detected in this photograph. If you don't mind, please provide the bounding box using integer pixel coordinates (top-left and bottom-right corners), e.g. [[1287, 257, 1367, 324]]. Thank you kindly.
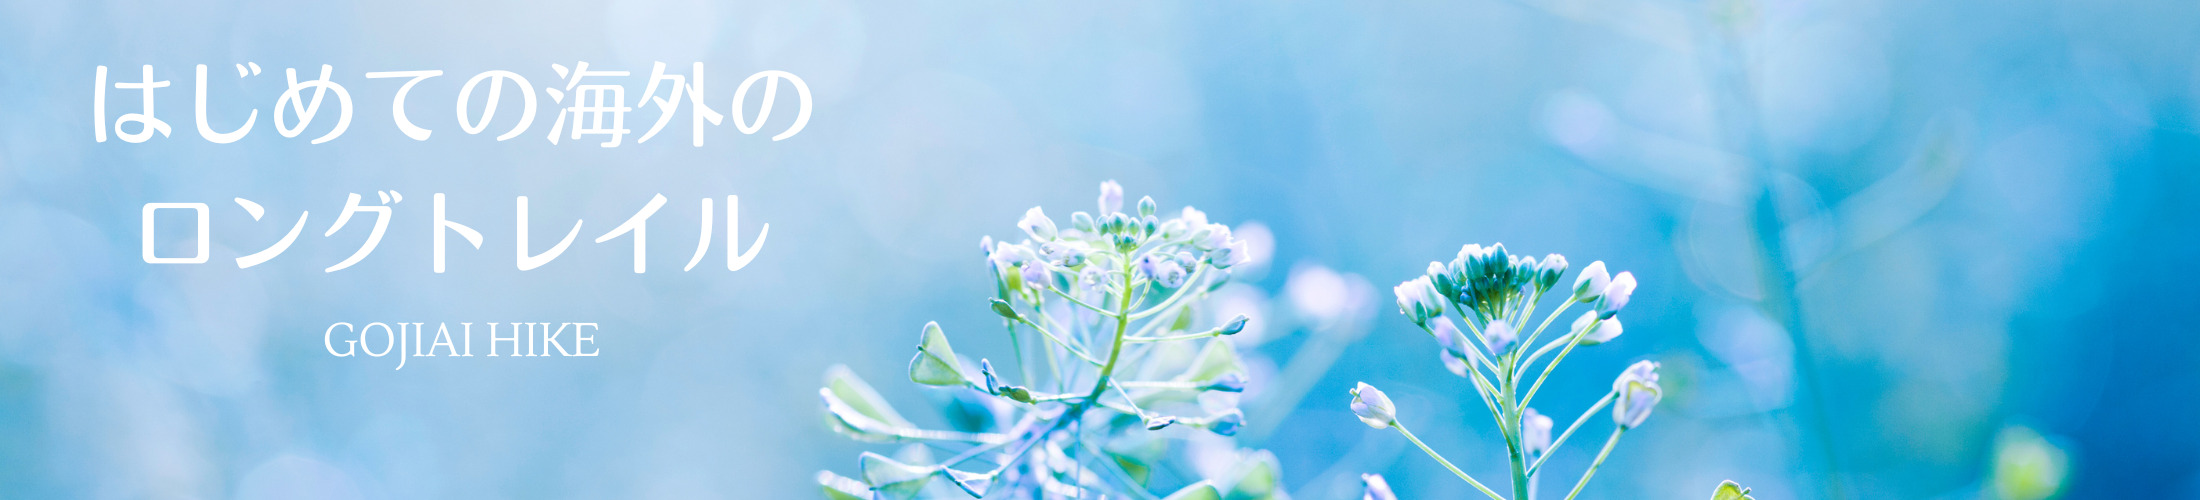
[[1518, 316, 1602, 409], [1125, 323, 1232, 343], [1078, 257, 1138, 406], [1109, 382, 1152, 418], [994, 266, 1040, 390], [1123, 296, 1191, 341], [1046, 284, 1121, 318], [1113, 380, 1211, 391], [1512, 296, 1578, 376], [1413, 322, 1500, 415], [1528, 391, 1615, 476], [1072, 440, 1164, 500], [1011, 315, 1106, 366], [1425, 319, 1505, 382], [1562, 428, 1627, 500], [1032, 306, 1092, 352], [1003, 318, 1036, 388], [1127, 266, 1209, 319], [1393, 422, 1508, 500], [1497, 354, 1529, 500]]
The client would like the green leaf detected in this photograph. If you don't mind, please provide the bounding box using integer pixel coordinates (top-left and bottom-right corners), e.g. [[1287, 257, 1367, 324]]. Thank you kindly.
[[817, 471, 872, 500], [908, 322, 968, 386], [1222, 450, 1282, 500], [1161, 480, 1223, 500], [1709, 480, 1754, 500], [858, 452, 937, 500], [1175, 339, 1244, 384], [822, 365, 918, 442]]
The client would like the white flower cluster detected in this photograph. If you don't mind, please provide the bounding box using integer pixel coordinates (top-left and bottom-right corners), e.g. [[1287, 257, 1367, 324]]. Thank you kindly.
[[1356, 243, 1662, 500], [819, 181, 1286, 500]]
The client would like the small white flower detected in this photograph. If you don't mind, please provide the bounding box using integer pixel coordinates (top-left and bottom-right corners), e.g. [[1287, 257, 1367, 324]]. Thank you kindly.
[[1431, 319, 1467, 355], [1613, 359, 1659, 390], [1098, 180, 1124, 214], [1039, 241, 1085, 267], [1192, 223, 1233, 250], [1180, 206, 1209, 227], [988, 242, 1036, 273], [1598, 271, 1636, 319], [1392, 276, 1445, 326], [1138, 254, 1190, 288], [1523, 407, 1554, 456], [1574, 260, 1610, 300], [1612, 360, 1662, 428], [1537, 253, 1569, 291], [1485, 320, 1518, 354], [1207, 240, 1252, 269], [1349, 382, 1396, 429], [1021, 260, 1051, 289], [1018, 206, 1058, 241], [1572, 311, 1623, 345], [1361, 474, 1397, 500]]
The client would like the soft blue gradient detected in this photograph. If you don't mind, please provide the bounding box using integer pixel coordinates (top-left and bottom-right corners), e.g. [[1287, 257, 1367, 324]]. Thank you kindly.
[[2, 0, 2196, 498]]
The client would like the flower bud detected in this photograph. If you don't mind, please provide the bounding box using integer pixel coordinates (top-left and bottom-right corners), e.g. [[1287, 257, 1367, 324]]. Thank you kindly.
[[1099, 180, 1124, 214], [1000, 385, 1034, 404], [1393, 276, 1445, 326], [1571, 311, 1623, 345], [979, 358, 1000, 392], [1144, 415, 1178, 431], [1158, 219, 1188, 239], [1138, 254, 1190, 288], [1180, 206, 1209, 227], [1485, 320, 1518, 354], [1361, 474, 1397, 500], [1574, 261, 1610, 300], [1205, 409, 1244, 436], [1102, 212, 1131, 235], [1205, 372, 1248, 392], [1439, 348, 1469, 377], [1430, 318, 1466, 355], [1070, 211, 1096, 234], [1612, 360, 1662, 429], [1598, 271, 1636, 319], [1191, 223, 1233, 250], [1207, 241, 1251, 269], [1537, 253, 1568, 292], [1615, 379, 1661, 429], [1021, 262, 1051, 289], [990, 298, 1020, 320], [1218, 315, 1250, 336], [1018, 206, 1058, 241], [1138, 195, 1157, 218], [1350, 382, 1397, 429], [1523, 407, 1554, 456]]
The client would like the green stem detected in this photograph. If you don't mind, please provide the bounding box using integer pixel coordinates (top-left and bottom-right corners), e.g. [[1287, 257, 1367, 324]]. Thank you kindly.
[[1394, 423, 1507, 500], [1562, 428, 1626, 500], [1010, 315, 1105, 365], [1528, 391, 1614, 475], [1080, 258, 1139, 405], [1126, 265, 1207, 319], [1519, 316, 1600, 409]]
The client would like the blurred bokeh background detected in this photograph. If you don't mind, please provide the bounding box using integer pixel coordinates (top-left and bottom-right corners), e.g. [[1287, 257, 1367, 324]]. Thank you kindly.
[[2, 0, 2196, 498]]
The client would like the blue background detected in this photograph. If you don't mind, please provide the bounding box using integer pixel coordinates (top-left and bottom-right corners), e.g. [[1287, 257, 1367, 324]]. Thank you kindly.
[[1, 0, 2195, 498]]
